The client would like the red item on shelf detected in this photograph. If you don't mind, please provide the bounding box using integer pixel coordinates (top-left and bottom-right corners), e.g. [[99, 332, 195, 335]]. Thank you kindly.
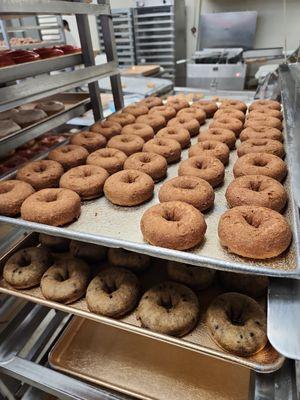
[[10, 50, 40, 64], [54, 45, 81, 54], [0, 55, 15, 67], [35, 47, 64, 59]]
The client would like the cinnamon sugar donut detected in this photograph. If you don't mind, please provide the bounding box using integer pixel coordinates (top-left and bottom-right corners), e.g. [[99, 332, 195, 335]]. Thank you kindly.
[[70, 131, 106, 153], [140, 96, 163, 109], [21, 188, 81, 226], [141, 201, 207, 250], [136, 114, 166, 133], [249, 100, 281, 111], [59, 165, 109, 199], [210, 117, 243, 137], [90, 120, 122, 140], [245, 115, 282, 131], [121, 123, 154, 142], [123, 103, 149, 117], [178, 155, 225, 188], [87, 148, 127, 175], [188, 140, 230, 165], [17, 160, 64, 190], [48, 145, 88, 170], [104, 169, 154, 206], [240, 126, 283, 143], [107, 112, 135, 126], [226, 175, 287, 212], [0, 180, 35, 216], [198, 128, 236, 150], [149, 105, 176, 122], [214, 108, 245, 123], [178, 107, 206, 124], [35, 100, 65, 116], [11, 109, 47, 128], [166, 97, 190, 112], [143, 137, 181, 164], [159, 176, 214, 211], [233, 153, 287, 182], [237, 139, 285, 158], [220, 99, 247, 113], [168, 116, 200, 137], [107, 134, 144, 156], [156, 126, 191, 149], [218, 205, 292, 259], [191, 100, 218, 118], [124, 152, 167, 182], [248, 109, 283, 121]]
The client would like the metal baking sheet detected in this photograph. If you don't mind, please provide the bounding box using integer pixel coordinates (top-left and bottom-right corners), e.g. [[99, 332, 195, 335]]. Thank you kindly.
[[49, 317, 251, 400], [0, 234, 284, 373], [0, 110, 298, 279]]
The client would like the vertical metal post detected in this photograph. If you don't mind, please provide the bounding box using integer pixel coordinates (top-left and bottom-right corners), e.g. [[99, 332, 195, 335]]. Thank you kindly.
[[75, 13, 103, 121], [99, 6, 124, 111]]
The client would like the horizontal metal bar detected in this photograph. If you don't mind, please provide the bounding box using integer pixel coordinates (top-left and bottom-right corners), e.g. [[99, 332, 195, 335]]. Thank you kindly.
[[136, 34, 175, 40], [135, 27, 174, 33], [134, 12, 174, 19], [0, 1, 110, 16], [134, 20, 174, 26], [136, 41, 174, 47], [6, 25, 61, 33], [0, 62, 118, 112]]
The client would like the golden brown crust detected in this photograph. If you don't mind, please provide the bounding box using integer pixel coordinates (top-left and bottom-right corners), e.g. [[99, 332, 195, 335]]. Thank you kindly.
[[139, 96, 163, 109], [121, 123, 154, 142], [191, 100, 218, 118], [124, 152, 167, 182], [0, 180, 35, 216], [166, 97, 190, 111], [89, 120, 122, 140], [140, 200, 207, 250], [143, 137, 181, 164], [237, 138, 285, 158], [167, 116, 200, 137], [198, 128, 236, 150], [70, 131, 106, 153], [136, 114, 166, 133], [219, 99, 247, 113], [214, 108, 245, 122], [149, 105, 177, 121], [210, 117, 243, 137], [240, 126, 283, 142], [245, 115, 282, 131], [48, 144, 88, 170], [156, 126, 191, 149], [107, 112, 135, 126], [249, 100, 281, 111], [123, 103, 149, 117], [218, 205, 292, 259], [178, 107, 206, 124], [107, 134, 144, 156], [17, 160, 64, 190], [86, 148, 127, 175], [188, 140, 229, 165], [248, 109, 283, 121]]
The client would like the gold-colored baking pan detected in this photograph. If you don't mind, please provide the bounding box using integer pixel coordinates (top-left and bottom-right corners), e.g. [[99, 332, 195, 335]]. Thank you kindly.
[[49, 316, 250, 400], [0, 233, 284, 373]]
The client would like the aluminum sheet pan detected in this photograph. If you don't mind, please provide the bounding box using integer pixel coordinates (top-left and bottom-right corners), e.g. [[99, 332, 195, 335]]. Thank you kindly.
[[49, 317, 251, 400], [0, 113, 298, 278], [0, 234, 284, 373]]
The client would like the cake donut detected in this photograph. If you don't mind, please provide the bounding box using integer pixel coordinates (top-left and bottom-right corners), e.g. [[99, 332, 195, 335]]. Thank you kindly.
[[237, 139, 285, 158], [167, 116, 200, 137], [136, 114, 166, 133], [166, 97, 190, 112], [220, 99, 247, 113], [70, 240, 107, 263], [90, 120, 122, 140], [107, 248, 150, 272], [149, 105, 176, 122], [210, 117, 243, 137], [70, 131, 106, 153], [141, 201, 207, 250], [121, 123, 154, 142], [107, 112, 135, 126], [35, 100, 65, 116], [198, 128, 236, 150], [156, 126, 191, 149], [124, 152, 167, 182], [214, 108, 245, 123], [248, 109, 283, 121], [143, 137, 181, 164], [0, 180, 35, 216], [86, 266, 140, 317], [178, 107, 206, 124], [39, 233, 70, 252], [21, 188, 81, 226], [218, 271, 268, 298], [48, 145, 88, 170], [3, 246, 52, 289], [191, 100, 218, 118], [225, 175, 287, 212], [158, 176, 214, 211], [188, 140, 230, 165], [249, 100, 281, 111], [86, 147, 126, 174], [17, 160, 64, 190], [167, 261, 216, 290], [218, 205, 292, 258], [59, 165, 109, 199], [140, 96, 163, 109], [123, 103, 149, 117], [206, 292, 267, 356], [178, 155, 225, 188], [233, 153, 287, 182], [41, 254, 90, 304], [0, 119, 21, 138], [245, 116, 282, 131], [104, 169, 154, 206], [240, 126, 283, 143], [11, 109, 47, 128], [137, 281, 199, 336], [107, 134, 144, 156]]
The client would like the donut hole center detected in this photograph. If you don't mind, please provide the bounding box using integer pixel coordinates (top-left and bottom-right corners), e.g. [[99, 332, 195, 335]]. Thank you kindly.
[[163, 209, 181, 222], [140, 154, 151, 163], [44, 192, 58, 203], [18, 254, 31, 267], [254, 159, 268, 167], [227, 307, 245, 326], [103, 281, 117, 295], [249, 181, 262, 192], [57, 270, 69, 282], [253, 141, 267, 146], [195, 161, 207, 170], [202, 142, 214, 150], [159, 294, 177, 310], [123, 174, 137, 184], [0, 183, 13, 194], [83, 169, 92, 177], [174, 181, 197, 190], [244, 213, 261, 228], [34, 164, 47, 173], [61, 147, 72, 153], [121, 137, 133, 143]]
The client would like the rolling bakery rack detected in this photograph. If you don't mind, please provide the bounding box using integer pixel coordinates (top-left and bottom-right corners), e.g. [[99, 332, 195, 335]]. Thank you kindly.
[[0, 1, 299, 396]]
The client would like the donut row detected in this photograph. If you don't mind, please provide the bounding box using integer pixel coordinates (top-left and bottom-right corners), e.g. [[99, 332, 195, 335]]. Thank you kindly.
[[3, 236, 268, 356]]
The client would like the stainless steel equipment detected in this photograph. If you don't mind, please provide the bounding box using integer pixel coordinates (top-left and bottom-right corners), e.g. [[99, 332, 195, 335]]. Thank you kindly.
[[134, 0, 186, 85]]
